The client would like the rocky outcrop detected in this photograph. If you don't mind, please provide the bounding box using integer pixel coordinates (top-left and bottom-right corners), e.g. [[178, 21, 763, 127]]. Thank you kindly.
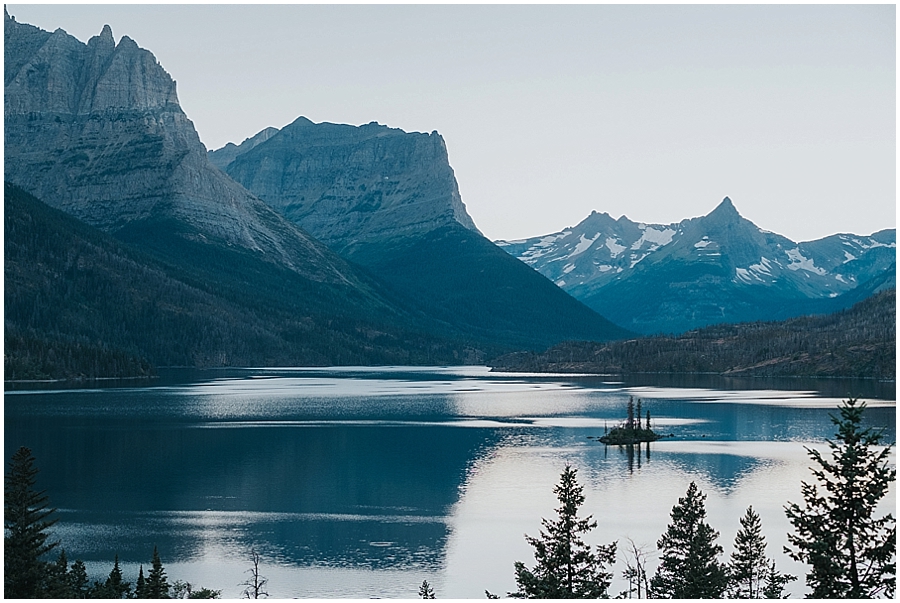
[[208, 126, 279, 170], [217, 117, 480, 254], [4, 11, 352, 283]]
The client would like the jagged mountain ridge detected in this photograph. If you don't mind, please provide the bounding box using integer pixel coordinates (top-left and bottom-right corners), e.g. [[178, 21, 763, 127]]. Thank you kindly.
[[208, 127, 279, 171], [3, 11, 351, 282], [214, 119, 632, 348], [497, 198, 895, 334]]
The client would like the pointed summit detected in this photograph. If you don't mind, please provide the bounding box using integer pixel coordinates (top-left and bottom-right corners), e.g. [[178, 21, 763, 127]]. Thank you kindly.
[[718, 196, 737, 212], [99, 24, 114, 43], [88, 24, 115, 49], [706, 196, 741, 221]]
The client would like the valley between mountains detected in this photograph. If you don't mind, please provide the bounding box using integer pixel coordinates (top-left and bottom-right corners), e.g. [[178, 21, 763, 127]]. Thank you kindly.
[[4, 11, 895, 381]]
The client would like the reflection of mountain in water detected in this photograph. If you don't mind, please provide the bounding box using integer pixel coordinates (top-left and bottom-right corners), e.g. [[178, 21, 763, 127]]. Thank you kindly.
[[8, 418, 500, 568]]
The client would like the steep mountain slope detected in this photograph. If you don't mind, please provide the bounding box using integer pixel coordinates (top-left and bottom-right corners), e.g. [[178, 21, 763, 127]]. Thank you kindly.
[[215, 119, 631, 349], [498, 198, 895, 334], [215, 117, 481, 249], [5, 183, 477, 379], [492, 289, 896, 380], [5, 11, 345, 281], [3, 13, 509, 369]]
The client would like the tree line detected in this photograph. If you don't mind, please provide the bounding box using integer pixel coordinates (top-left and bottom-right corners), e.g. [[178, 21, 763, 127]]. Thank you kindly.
[[4, 182, 489, 382], [491, 290, 896, 380]]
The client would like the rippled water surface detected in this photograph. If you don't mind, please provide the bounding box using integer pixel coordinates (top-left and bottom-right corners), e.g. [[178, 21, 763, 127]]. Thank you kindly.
[[5, 367, 895, 598]]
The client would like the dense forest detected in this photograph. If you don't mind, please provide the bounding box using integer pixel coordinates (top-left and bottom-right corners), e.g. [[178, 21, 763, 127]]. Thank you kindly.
[[492, 289, 896, 379], [3, 183, 485, 381]]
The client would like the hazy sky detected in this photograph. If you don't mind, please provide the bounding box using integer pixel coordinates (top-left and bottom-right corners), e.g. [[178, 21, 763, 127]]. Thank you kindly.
[[7, 4, 896, 242]]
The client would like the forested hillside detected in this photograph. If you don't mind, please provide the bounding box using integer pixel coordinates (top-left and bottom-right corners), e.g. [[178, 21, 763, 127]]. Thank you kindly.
[[4, 184, 478, 380], [492, 289, 896, 379]]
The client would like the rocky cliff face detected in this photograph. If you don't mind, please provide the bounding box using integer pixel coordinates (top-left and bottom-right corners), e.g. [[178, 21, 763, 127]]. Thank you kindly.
[[208, 126, 279, 171], [4, 11, 350, 282], [215, 117, 480, 254]]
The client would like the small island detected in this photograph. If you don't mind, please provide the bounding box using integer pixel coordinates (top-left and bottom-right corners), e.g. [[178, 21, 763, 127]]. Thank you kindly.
[[597, 397, 663, 445]]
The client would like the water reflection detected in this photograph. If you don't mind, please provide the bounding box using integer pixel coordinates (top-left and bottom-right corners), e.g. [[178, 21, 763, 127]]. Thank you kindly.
[[4, 367, 895, 598]]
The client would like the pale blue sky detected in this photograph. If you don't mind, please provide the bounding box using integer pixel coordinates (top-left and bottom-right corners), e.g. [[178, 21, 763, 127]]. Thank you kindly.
[[7, 4, 896, 242]]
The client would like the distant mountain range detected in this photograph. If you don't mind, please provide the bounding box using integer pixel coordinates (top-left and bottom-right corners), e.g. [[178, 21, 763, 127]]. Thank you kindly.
[[4, 11, 627, 377], [497, 198, 895, 334]]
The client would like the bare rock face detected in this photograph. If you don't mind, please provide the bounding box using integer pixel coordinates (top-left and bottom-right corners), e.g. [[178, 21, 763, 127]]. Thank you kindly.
[[216, 117, 480, 253], [4, 11, 349, 282], [208, 126, 279, 170]]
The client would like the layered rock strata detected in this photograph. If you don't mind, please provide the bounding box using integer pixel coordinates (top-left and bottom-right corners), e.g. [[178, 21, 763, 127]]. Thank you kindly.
[[214, 117, 480, 254], [4, 11, 349, 283]]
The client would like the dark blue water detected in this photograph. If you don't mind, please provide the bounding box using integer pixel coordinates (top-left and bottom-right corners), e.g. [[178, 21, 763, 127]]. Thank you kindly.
[[5, 367, 895, 598]]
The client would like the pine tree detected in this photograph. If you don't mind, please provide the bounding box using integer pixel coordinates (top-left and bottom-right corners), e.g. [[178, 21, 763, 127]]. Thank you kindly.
[[104, 553, 132, 599], [626, 398, 635, 430], [45, 548, 72, 598], [650, 481, 728, 598], [511, 464, 617, 598], [69, 559, 90, 598], [147, 545, 171, 598], [419, 579, 436, 599], [784, 398, 896, 598], [135, 564, 149, 599], [761, 559, 794, 599], [728, 506, 793, 598], [4, 446, 59, 598]]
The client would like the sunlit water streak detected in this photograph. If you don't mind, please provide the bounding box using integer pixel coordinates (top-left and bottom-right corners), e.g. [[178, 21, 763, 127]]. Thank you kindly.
[[5, 367, 895, 598]]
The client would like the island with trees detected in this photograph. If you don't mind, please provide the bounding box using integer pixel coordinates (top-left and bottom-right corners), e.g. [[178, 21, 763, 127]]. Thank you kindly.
[[595, 397, 666, 446]]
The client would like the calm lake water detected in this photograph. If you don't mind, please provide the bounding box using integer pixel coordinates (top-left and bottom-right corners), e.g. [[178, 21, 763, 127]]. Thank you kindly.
[[5, 367, 896, 598]]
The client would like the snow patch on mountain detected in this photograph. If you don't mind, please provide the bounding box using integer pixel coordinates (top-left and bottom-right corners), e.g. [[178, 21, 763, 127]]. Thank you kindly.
[[849, 237, 896, 250], [567, 233, 600, 259], [605, 237, 626, 258], [520, 232, 571, 263], [631, 227, 676, 250], [786, 248, 826, 275], [630, 252, 650, 268], [843, 251, 856, 263], [735, 268, 754, 283], [694, 238, 713, 249], [750, 257, 773, 276]]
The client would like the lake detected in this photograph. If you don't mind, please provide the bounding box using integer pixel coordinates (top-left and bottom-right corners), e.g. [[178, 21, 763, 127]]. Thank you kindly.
[[4, 367, 895, 598]]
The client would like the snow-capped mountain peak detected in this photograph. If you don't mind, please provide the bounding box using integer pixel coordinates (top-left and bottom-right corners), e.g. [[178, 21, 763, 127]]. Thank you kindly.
[[497, 197, 895, 334]]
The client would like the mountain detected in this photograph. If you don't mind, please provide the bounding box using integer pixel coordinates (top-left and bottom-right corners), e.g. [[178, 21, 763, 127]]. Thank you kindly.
[[4, 11, 349, 279], [212, 118, 481, 250], [3, 12, 508, 371], [208, 127, 279, 171], [4, 182, 486, 379], [497, 198, 896, 334], [213, 118, 631, 349], [491, 288, 896, 380]]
